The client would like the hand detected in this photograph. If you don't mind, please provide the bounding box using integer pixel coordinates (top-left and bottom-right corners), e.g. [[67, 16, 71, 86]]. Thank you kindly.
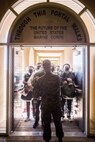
[[67, 78, 72, 82], [63, 81, 67, 84]]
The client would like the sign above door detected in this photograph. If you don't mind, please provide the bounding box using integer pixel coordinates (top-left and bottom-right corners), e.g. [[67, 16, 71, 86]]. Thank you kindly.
[[10, 4, 87, 44]]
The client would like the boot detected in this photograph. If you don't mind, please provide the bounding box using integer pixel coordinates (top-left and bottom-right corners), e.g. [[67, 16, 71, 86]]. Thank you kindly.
[[33, 122, 39, 128]]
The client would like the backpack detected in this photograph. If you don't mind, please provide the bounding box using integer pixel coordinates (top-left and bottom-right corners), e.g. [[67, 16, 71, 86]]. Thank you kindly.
[[61, 71, 76, 98], [62, 82, 76, 98], [61, 72, 75, 81], [21, 90, 32, 100]]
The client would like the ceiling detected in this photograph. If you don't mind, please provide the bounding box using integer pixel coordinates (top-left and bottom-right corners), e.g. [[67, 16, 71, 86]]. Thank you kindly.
[[33, 47, 65, 51]]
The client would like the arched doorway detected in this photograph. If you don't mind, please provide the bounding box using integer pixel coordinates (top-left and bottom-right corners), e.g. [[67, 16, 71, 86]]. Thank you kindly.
[[8, 3, 89, 137], [0, 0, 95, 137]]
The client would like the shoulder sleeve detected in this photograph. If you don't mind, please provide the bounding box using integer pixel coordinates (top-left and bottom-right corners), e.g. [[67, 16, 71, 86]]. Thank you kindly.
[[32, 77, 43, 98]]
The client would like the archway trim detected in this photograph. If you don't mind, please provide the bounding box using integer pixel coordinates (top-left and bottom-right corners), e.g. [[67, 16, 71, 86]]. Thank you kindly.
[[0, 0, 95, 43]]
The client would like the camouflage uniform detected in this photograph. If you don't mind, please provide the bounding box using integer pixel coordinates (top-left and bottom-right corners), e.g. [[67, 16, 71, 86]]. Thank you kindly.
[[61, 71, 76, 119], [33, 72, 63, 142], [32, 69, 44, 128]]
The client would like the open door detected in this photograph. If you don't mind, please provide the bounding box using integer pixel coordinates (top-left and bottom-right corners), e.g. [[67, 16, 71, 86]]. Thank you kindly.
[[73, 46, 86, 132], [10, 45, 88, 137], [10, 46, 24, 131]]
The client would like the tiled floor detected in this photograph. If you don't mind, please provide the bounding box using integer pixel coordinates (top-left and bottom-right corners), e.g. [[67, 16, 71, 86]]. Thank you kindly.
[[14, 118, 84, 137], [0, 118, 95, 142], [0, 136, 95, 142]]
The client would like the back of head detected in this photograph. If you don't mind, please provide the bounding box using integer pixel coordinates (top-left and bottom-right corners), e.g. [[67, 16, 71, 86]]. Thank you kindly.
[[43, 59, 51, 73]]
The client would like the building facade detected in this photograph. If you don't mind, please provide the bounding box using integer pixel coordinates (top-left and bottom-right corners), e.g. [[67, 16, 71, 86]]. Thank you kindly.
[[0, 0, 95, 137]]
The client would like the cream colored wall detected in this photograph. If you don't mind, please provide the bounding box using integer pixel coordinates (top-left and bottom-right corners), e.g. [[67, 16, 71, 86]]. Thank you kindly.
[[63, 47, 73, 68], [0, 47, 4, 123], [23, 47, 38, 68], [29, 48, 35, 66], [24, 48, 30, 69], [90, 47, 95, 131]]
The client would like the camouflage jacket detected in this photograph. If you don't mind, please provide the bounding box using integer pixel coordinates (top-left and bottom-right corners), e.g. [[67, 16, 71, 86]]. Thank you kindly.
[[33, 72, 61, 109]]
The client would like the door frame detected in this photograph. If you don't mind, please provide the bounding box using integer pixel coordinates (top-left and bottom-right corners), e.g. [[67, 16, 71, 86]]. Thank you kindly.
[[7, 44, 90, 136]]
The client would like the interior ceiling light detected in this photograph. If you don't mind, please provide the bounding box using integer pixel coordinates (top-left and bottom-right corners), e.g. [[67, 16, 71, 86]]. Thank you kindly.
[[72, 46, 80, 56]]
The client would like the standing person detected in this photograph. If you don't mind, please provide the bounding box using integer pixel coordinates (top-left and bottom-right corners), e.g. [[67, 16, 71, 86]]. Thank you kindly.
[[22, 66, 34, 121], [33, 60, 64, 142], [28, 62, 44, 128], [23, 66, 34, 88], [32, 67, 44, 128], [60, 63, 76, 120], [21, 85, 33, 121]]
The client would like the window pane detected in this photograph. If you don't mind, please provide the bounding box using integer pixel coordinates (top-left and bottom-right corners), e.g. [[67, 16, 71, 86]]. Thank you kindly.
[[50, 0, 85, 14], [12, 0, 47, 14]]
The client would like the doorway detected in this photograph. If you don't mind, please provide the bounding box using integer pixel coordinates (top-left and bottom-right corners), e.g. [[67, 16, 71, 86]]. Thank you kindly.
[[9, 45, 88, 137]]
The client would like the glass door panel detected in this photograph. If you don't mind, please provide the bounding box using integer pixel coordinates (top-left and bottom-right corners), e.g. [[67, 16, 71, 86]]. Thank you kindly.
[[12, 46, 24, 131]]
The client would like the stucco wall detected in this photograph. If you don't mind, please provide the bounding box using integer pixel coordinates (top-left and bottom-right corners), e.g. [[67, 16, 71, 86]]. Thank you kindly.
[[0, 47, 4, 123]]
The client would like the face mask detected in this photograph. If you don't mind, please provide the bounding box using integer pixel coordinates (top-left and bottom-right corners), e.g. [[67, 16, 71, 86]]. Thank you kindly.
[[65, 66, 69, 71], [29, 69, 33, 74]]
